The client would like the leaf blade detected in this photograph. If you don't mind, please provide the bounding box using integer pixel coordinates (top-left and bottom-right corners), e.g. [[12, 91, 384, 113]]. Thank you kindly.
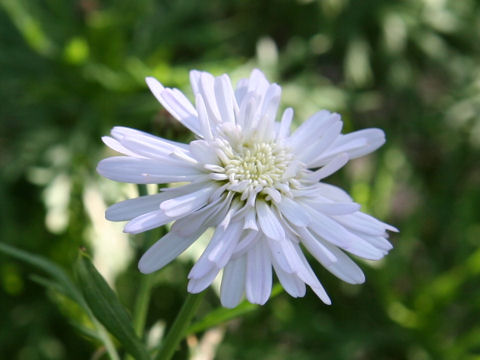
[[75, 253, 149, 360], [187, 284, 283, 334]]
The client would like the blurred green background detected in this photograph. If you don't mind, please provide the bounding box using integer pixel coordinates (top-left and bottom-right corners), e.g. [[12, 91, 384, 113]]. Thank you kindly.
[[1, 0, 480, 359]]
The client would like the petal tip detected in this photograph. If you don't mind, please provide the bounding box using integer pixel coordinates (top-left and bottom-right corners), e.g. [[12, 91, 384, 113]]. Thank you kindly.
[[145, 76, 164, 94], [138, 258, 154, 274]]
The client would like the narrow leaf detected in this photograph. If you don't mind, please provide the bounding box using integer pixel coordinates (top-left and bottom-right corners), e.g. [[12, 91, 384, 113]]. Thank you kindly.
[[29, 274, 67, 295], [75, 252, 149, 360], [0, 242, 85, 308], [187, 284, 283, 334], [0, 243, 120, 360]]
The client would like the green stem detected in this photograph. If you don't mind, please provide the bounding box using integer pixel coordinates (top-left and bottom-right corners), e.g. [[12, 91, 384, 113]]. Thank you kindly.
[[132, 184, 156, 339], [94, 319, 121, 360], [126, 184, 155, 360], [126, 274, 153, 360], [132, 274, 154, 337], [154, 292, 205, 360]]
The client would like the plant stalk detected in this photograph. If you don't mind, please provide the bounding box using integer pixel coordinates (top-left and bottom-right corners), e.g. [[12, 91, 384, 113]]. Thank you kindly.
[[154, 292, 205, 360]]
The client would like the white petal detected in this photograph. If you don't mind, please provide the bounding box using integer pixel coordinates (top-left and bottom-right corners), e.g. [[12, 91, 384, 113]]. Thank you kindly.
[[320, 242, 366, 284], [266, 237, 297, 274], [220, 255, 247, 308], [243, 207, 258, 231], [208, 221, 243, 268], [305, 205, 355, 247], [253, 108, 276, 142], [161, 179, 216, 197], [297, 183, 353, 203], [297, 227, 338, 265], [307, 209, 389, 260], [219, 200, 242, 229], [189, 70, 201, 95], [256, 201, 285, 241], [307, 153, 350, 182], [106, 193, 168, 221], [355, 212, 399, 233], [299, 224, 364, 284], [291, 243, 331, 305], [333, 211, 397, 236], [277, 197, 311, 227], [311, 285, 332, 305], [171, 196, 230, 237], [169, 149, 199, 166], [359, 234, 393, 251], [276, 107, 293, 140], [145, 77, 201, 135], [97, 156, 202, 184], [260, 83, 281, 121], [255, 83, 281, 141], [288, 110, 339, 151], [145, 76, 165, 101], [272, 262, 306, 298], [342, 236, 386, 260], [189, 140, 219, 165], [124, 209, 173, 234], [160, 184, 218, 217], [195, 95, 214, 141], [312, 128, 385, 166], [296, 120, 343, 164], [214, 74, 237, 124], [199, 72, 221, 123], [338, 128, 386, 159], [232, 230, 260, 258], [138, 230, 203, 273], [111, 126, 189, 151], [210, 174, 228, 181], [245, 240, 272, 305], [188, 267, 220, 293], [102, 136, 142, 157], [119, 137, 197, 164], [171, 87, 197, 114], [156, 87, 194, 119], [248, 69, 270, 97], [290, 242, 320, 285], [263, 187, 281, 203], [163, 89, 202, 134], [146, 78, 189, 118], [188, 209, 239, 280], [188, 253, 217, 281], [237, 92, 260, 133], [234, 78, 249, 104], [226, 180, 250, 193], [306, 200, 361, 215]]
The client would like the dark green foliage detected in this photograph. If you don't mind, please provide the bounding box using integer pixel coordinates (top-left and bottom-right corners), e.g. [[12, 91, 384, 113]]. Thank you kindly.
[[75, 253, 149, 360]]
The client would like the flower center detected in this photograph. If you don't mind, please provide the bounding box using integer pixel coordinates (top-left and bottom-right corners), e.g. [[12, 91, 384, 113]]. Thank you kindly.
[[225, 142, 289, 187], [207, 140, 300, 205]]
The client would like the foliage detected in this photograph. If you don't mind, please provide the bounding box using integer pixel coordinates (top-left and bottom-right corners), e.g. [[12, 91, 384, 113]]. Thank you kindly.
[[1, 0, 479, 359]]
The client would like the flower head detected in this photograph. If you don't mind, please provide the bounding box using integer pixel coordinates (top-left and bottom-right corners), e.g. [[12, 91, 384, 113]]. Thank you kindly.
[[97, 69, 398, 307]]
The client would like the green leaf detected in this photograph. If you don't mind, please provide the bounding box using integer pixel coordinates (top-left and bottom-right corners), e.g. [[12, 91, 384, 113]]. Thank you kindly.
[[0, 242, 85, 308], [75, 252, 150, 360], [29, 274, 104, 343], [187, 301, 256, 335], [187, 284, 283, 334], [29, 274, 67, 295], [0, 243, 121, 359]]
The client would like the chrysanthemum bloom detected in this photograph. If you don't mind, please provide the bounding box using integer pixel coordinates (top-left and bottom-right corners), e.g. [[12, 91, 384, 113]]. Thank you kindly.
[[97, 69, 397, 307]]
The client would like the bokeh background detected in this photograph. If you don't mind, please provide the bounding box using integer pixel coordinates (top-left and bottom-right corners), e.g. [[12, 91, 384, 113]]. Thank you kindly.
[[1, 0, 480, 359]]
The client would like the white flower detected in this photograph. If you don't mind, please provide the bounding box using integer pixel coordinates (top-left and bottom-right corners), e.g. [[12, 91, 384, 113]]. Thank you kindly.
[[97, 69, 398, 308]]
